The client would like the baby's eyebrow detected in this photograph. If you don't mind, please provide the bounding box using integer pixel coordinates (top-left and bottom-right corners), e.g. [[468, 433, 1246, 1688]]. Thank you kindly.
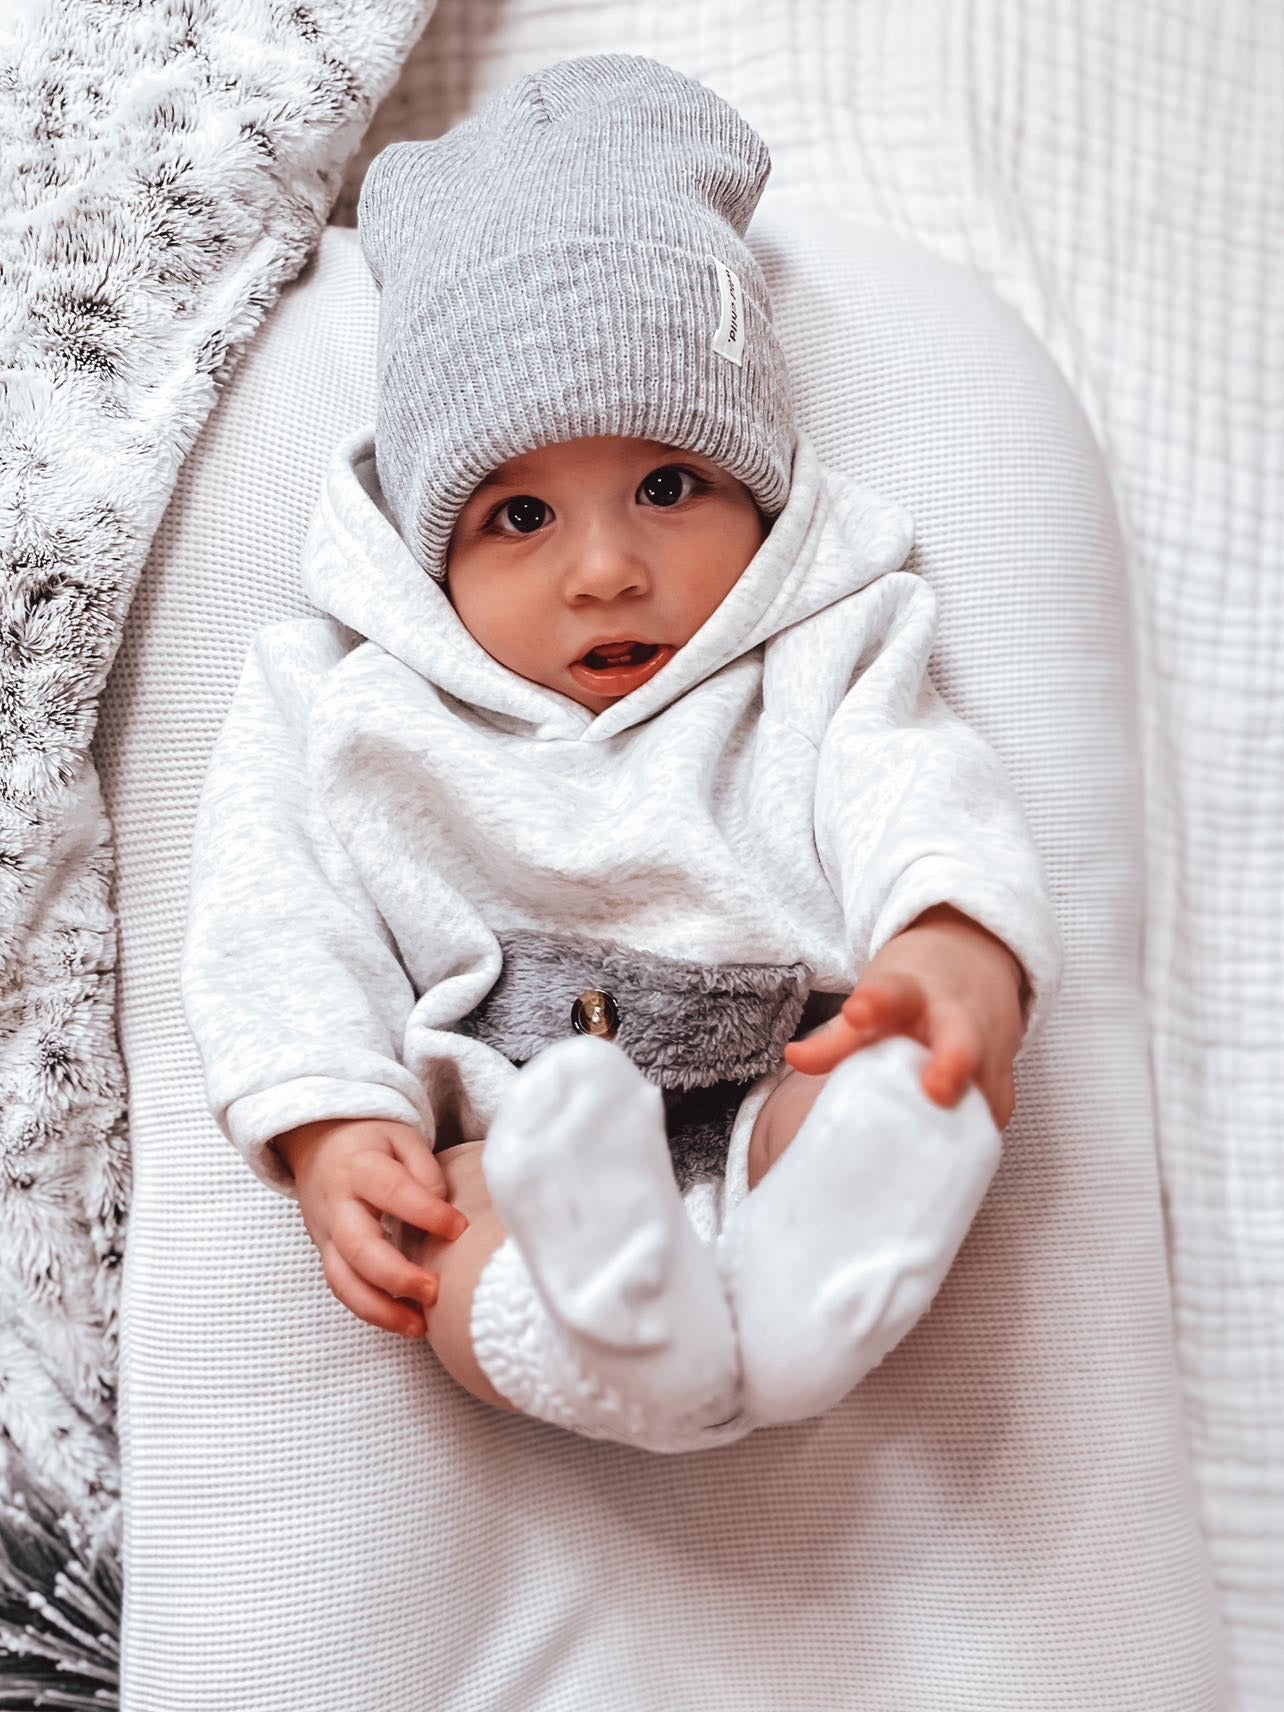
[[466, 445, 698, 503], [467, 470, 518, 499]]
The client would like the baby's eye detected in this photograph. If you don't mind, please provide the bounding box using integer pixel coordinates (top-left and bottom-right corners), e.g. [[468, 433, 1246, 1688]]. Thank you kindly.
[[488, 495, 549, 536], [639, 466, 707, 508]]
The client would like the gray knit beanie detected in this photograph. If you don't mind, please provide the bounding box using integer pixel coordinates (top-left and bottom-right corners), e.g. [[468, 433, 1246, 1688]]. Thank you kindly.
[[357, 53, 797, 582]]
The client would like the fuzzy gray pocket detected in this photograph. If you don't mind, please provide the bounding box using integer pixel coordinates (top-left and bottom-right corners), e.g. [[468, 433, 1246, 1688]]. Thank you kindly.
[[456, 930, 838, 1191]]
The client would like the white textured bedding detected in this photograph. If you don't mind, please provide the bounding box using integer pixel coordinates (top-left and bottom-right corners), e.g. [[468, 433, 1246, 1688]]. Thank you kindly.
[[109, 206, 1225, 1712], [337, 1, 1284, 1701]]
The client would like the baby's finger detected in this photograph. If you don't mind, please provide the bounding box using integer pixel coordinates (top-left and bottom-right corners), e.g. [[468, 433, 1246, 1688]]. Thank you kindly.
[[386, 1128, 449, 1200], [356, 1150, 467, 1241], [322, 1239, 429, 1340], [332, 1199, 442, 1313], [783, 1012, 865, 1076], [986, 1063, 1016, 1130], [842, 972, 927, 1037], [920, 1008, 983, 1107]]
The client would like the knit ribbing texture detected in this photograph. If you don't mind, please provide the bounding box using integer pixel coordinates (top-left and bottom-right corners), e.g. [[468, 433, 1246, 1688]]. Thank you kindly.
[[357, 53, 797, 580]]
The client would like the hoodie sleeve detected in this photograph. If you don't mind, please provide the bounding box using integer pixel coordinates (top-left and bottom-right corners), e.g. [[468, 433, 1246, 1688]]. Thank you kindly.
[[810, 572, 1063, 1054], [180, 619, 435, 1200]]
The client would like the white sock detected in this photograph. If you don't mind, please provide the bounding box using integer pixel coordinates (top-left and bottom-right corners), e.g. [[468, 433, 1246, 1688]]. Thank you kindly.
[[474, 1034, 750, 1452], [471, 1240, 754, 1451], [716, 1034, 1003, 1426]]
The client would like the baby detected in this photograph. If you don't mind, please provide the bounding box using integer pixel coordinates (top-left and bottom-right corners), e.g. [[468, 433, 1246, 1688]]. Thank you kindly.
[[182, 55, 1061, 1452]]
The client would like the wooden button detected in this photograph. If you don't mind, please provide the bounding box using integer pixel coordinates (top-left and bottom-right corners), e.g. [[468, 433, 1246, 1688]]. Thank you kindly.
[[571, 988, 619, 1039]]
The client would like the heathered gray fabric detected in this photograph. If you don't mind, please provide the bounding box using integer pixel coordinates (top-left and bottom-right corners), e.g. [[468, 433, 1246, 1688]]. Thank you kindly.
[[357, 53, 797, 581]]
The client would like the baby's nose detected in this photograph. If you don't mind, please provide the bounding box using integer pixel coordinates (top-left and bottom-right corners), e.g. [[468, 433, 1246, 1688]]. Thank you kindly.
[[565, 540, 651, 600]]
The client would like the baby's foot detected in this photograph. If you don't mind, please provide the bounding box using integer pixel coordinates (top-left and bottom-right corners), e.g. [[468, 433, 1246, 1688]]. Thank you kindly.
[[484, 1034, 715, 1348], [717, 1034, 1002, 1426], [478, 1034, 741, 1437]]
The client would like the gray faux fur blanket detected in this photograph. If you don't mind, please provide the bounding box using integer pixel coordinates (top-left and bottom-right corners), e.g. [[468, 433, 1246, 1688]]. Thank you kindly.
[[0, 2, 429, 1700]]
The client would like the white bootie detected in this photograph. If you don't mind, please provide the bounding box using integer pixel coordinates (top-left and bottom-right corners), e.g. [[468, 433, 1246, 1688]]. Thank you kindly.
[[717, 1034, 1002, 1426], [474, 1033, 748, 1450]]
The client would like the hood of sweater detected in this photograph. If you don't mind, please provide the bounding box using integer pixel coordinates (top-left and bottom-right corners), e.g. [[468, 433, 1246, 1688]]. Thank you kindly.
[[301, 429, 915, 743]]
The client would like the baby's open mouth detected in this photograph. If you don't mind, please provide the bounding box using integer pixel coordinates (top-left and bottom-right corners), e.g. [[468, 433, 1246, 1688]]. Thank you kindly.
[[568, 640, 675, 694], [579, 641, 661, 671]]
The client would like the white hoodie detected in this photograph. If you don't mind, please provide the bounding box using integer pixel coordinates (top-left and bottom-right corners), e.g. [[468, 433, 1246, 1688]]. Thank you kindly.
[[181, 430, 1062, 1199]]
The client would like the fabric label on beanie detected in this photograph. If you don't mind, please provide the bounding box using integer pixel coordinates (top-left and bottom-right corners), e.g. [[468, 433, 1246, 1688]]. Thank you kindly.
[[709, 257, 745, 367]]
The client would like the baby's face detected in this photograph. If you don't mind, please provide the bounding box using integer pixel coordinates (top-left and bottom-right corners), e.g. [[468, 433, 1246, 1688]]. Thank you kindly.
[[444, 437, 768, 713]]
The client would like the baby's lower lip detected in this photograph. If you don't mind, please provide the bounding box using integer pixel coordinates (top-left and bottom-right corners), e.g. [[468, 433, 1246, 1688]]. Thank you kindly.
[[568, 643, 674, 696]]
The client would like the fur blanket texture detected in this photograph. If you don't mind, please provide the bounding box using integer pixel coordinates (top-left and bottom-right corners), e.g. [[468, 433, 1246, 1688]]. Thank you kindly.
[[0, 1, 431, 1701]]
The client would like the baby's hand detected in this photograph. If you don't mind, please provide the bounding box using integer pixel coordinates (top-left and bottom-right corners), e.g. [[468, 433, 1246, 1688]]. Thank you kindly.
[[783, 906, 1025, 1129], [272, 1117, 468, 1340]]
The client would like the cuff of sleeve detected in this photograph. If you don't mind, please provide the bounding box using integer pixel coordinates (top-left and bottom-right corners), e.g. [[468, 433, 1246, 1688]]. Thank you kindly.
[[866, 856, 1064, 1055], [223, 1077, 434, 1201]]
